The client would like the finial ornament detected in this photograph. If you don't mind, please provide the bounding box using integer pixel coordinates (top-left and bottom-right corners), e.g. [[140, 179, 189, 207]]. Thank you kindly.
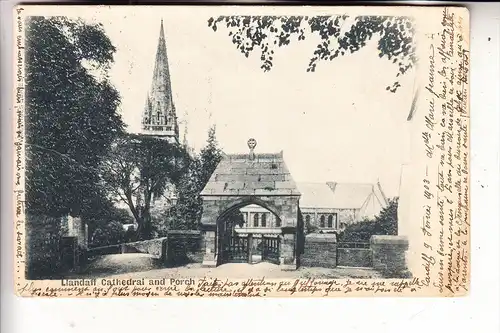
[[248, 138, 257, 160], [247, 138, 257, 150]]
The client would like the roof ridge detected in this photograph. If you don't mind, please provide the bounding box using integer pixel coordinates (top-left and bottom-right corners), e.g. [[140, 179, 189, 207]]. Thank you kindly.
[[224, 152, 283, 157]]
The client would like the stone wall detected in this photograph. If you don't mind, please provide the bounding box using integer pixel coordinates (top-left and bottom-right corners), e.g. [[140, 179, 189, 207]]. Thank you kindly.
[[86, 231, 203, 266], [280, 233, 296, 267], [202, 231, 217, 267], [200, 195, 300, 266], [166, 230, 204, 265], [122, 237, 167, 259], [26, 214, 63, 279], [337, 248, 372, 267], [65, 216, 88, 249], [201, 195, 299, 228], [301, 233, 337, 268], [370, 235, 410, 276], [300, 208, 359, 231], [86, 244, 122, 257]]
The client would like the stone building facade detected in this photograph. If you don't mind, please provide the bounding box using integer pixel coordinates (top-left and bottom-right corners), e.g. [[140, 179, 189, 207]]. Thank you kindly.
[[199, 148, 301, 269], [26, 214, 88, 278], [197, 138, 390, 269], [298, 182, 389, 232], [61, 215, 89, 249], [239, 181, 389, 234]]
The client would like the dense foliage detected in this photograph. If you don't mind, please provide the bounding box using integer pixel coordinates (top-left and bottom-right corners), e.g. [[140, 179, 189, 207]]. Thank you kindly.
[[24, 17, 226, 249], [25, 17, 124, 218], [338, 197, 399, 242], [170, 126, 224, 230], [208, 15, 416, 92], [101, 134, 189, 239], [90, 221, 127, 248], [82, 195, 134, 242]]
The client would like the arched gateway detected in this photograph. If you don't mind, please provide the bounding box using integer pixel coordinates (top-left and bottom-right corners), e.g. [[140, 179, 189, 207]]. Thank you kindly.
[[200, 140, 303, 269]]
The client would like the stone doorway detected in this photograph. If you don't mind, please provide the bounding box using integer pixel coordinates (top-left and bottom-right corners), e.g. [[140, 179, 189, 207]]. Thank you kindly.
[[215, 203, 283, 266], [199, 141, 303, 270]]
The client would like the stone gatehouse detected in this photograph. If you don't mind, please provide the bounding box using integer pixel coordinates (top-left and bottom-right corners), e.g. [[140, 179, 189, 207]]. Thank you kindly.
[[199, 141, 302, 269]]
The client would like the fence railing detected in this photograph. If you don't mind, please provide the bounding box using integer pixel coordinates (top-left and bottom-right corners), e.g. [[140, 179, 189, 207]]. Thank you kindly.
[[337, 242, 370, 249]]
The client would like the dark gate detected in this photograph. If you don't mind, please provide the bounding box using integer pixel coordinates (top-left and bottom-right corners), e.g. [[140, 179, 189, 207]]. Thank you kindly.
[[222, 235, 249, 263], [60, 236, 78, 271], [262, 236, 280, 264]]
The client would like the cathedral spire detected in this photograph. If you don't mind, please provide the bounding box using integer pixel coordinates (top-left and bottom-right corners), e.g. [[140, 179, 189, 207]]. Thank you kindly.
[[141, 19, 179, 142]]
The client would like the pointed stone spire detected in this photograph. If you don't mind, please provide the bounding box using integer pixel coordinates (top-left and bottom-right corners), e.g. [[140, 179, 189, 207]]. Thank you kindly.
[[141, 19, 179, 142]]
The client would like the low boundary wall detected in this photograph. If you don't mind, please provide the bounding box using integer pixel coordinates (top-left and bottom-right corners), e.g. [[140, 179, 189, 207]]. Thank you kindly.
[[86, 230, 204, 266], [337, 248, 372, 267], [300, 233, 410, 274], [370, 235, 410, 276], [301, 233, 337, 268]]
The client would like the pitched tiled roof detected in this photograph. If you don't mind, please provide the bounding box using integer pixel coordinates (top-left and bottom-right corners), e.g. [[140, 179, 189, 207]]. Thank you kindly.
[[200, 152, 300, 196], [296, 182, 337, 209], [297, 182, 389, 209], [330, 183, 376, 209]]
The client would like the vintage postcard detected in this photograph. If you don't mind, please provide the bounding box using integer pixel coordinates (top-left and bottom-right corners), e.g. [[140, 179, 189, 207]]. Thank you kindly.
[[13, 5, 470, 297]]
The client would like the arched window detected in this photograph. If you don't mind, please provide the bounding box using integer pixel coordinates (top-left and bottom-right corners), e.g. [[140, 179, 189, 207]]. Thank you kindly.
[[261, 213, 267, 227], [328, 215, 333, 228], [253, 213, 259, 227], [156, 106, 161, 123], [275, 217, 281, 227], [305, 215, 311, 225], [320, 215, 325, 228]]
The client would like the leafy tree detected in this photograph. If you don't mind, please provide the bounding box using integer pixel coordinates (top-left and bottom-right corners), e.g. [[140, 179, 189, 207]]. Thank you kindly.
[[101, 134, 189, 239], [90, 221, 126, 247], [199, 125, 224, 187], [171, 157, 203, 230], [151, 206, 175, 238], [339, 197, 399, 242], [223, 209, 246, 231], [208, 15, 416, 92], [25, 17, 124, 218], [373, 197, 399, 235], [81, 194, 134, 242], [172, 125, 224, 230]]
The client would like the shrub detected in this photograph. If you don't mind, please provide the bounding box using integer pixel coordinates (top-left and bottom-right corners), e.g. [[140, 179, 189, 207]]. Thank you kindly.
[[339, 198, 399, 242], [90, 221, 125, 247], [305, 220, 319, 234]]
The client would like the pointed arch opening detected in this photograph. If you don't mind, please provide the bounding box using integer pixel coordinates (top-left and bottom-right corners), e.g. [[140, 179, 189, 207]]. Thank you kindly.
[[214, 197, 283, 266]]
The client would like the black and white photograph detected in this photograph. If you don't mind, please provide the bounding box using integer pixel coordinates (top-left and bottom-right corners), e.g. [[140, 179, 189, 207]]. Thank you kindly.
[[14, 5, 470, 297]]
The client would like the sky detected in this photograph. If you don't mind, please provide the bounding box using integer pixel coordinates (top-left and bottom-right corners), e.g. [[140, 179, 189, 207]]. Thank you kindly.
[[79, 8, 417, 198]]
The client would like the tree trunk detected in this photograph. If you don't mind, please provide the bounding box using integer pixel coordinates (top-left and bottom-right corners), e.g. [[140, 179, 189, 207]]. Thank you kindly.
[[134, 216, 145, 241], [140, 189, 153, 240], [141, 211, 152, 240]]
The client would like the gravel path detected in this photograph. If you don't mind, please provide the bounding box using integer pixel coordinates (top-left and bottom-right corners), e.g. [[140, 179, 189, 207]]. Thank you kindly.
[[75, 253, 381, 279]]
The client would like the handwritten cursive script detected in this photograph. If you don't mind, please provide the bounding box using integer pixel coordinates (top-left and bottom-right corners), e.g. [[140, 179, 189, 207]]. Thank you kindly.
[[420, 7, 470, 296]]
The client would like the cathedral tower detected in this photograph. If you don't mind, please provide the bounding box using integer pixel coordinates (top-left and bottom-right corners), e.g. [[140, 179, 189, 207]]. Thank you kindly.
[[141, 20, 179, 143]]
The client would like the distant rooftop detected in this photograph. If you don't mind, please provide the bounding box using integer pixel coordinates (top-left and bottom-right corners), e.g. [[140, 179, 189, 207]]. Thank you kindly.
[[295, 182, 336, 209], [200, 151, 300, 196], [297, 182, 389, 209]]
